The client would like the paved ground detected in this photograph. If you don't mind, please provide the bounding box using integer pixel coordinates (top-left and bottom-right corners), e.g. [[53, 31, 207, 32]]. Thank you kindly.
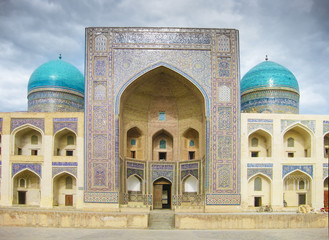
[[0, 227, 328, 240]]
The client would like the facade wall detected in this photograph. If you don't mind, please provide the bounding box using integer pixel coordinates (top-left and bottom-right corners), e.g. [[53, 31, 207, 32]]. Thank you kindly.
[[0, 112, 84, 208], [241, 113, 329, 210]]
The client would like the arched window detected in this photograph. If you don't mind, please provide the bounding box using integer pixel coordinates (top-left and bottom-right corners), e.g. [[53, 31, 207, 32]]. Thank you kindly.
[[31, 135, 38, 145], [127, 175, 142, 192], [66, 176, 73, 189], [299, 180, 305, 190], [67, 136, 74, 145], [19, 178, 26, 188], [160, 139, 166, 149], [131, 139, 136, 146], [251, 137, 258, 147], [287, 137, 294, 147], [254, 177, 262, 191], [189, 140, 195, 147]]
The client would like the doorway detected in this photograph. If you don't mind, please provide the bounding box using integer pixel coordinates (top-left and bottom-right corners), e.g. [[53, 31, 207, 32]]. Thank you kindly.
[[153, 178, 172, 209], [65, 195, 73, 206], [298, 193, 306, 205], [18, 191, 26, 204]]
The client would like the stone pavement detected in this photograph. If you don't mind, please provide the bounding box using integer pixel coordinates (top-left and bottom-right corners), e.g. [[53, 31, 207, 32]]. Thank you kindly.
[[0, 227, 328, 240]]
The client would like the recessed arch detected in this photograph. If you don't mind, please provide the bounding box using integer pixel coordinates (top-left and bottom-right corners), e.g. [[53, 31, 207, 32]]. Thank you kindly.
[[13, 169, 40, 205], [283, 169, 313, 181], [53, 172, 76, 207], [283, 123, 313, 158], [248, 172, 272, 182], [53, 128, 77, 156], [248, 129, 272, 158], [248, 173, 272, 207], [115, 62, 210, 116]]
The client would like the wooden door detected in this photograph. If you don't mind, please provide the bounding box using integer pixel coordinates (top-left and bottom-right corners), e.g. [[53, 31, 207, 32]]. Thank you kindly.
[[65, 195, 73, 206], [324, 190, 328, 208], [298, 194, 306, 205], [153, 185, 163, 209]]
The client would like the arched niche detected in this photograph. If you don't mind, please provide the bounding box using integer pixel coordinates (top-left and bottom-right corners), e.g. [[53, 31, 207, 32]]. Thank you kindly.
[[118, 65, 206, 162], [283, 170, 312, 207], [183, 175, 199, 193], [283, 125, 312, 158], [182, 128, 199, 160], [13, 126, 43, 156], [53, 172, 76, 207], [152, 130, 173, 161], [54, 129, 76, 156], [126, 127, 143, 159], [13, 169, 40, 206], [247, 174, 271, 207], [248, 129, 272, 158], [127, 175, 143, 202]]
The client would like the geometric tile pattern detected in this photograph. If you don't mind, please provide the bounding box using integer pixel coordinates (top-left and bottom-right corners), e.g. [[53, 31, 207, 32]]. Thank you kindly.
[[281, 120, 315, 133], [218, 85, 231, 102], [324, 163, 328, 180], [282, 165, 313, 179], [12, 163, 42, 178], [217, 35, 230, 52], [247, 119, 273, 135], [95, 34, 107, 52], [84, 192, 118, 203], [53, 118, 78, 134], [247, 168, 273, 180], [218, 57, 231, 77], [206, 194, 240, 205], [52, 167, 77, 178], [323, 121, 329, 135], [11, 118, 45, 133]]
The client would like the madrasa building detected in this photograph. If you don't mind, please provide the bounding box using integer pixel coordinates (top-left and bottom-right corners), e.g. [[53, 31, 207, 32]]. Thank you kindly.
[[0, 27, 328, 218]]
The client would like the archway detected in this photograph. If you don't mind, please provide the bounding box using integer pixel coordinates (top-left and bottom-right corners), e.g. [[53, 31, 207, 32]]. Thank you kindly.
[[283, 125, 312, 158], [53, 129, 77, 156], [153, 178, 172, 209], [247, 174, 271, 207], [13, 125, 43, 156], [283, 170, 312, 207], [248, 129, 272, 158], [53, 172, 76, 207], [13, 169, 40, 206]]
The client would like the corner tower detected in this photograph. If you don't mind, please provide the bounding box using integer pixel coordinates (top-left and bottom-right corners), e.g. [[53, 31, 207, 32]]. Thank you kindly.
[[240, 58, 299, 114]]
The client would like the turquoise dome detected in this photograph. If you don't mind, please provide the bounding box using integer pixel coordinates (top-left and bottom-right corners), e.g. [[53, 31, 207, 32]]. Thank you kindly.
[[28, 59, 84, 95], [241, 61, 299, 94]]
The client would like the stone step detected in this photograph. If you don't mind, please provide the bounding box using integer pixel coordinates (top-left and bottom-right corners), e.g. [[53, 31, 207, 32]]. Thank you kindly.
[[148, 210, 175, 229]]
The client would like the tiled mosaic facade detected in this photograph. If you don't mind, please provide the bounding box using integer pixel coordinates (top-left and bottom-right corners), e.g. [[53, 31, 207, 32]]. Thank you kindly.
[[241, 89, 299, 114], [11, 118, 45, 133], [282, 165, 313, 179], [84, 27, 240, 205], [281, 120, 315, 133], [247, 119, 273, 135], [12, 163, 42, 178], [247, 163, 273, 180], [53, 118, 78, 134], [28, 90, 84, 112]]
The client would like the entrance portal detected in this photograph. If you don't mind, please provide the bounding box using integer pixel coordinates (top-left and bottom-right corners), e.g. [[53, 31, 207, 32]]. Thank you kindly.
[[153, 178, 171, 209], [18, 191, 26, 204]]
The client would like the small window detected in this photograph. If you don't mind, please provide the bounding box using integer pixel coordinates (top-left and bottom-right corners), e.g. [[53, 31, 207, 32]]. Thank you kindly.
[[299, 180, 305, 190], [254, 177, 262, 191], [159, 152, 166, 160], [31, 135, 38, 145], [67, 136, 74, 145], [288, 152, 294, 158], [251, 151, 259, 157], [19, 179, 26, 188], [160, 139, 166, 149], [131, 139, 136, 146], [66, 176, 73, 189], [159, 112, 165, 121], [66, 150, 73, 156], [188, 151, 195, 160], [251, 137, 258, 147], [31, 150, 38, 156], [131, 151, 136, 158], [287, 137, 294, 147], [189, 140, 195, 147]]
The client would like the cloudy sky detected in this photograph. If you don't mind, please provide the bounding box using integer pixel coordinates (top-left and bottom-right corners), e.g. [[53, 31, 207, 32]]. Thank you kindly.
[[0, 0, 328, 114]]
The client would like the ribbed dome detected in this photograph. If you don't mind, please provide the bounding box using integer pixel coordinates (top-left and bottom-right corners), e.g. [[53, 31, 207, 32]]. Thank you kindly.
[[28, 59, 84, 95], [241, 61, 299, 94]]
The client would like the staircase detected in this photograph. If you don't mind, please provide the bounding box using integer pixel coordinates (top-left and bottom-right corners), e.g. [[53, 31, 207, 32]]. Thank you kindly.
[[148, 210, 175, 229]]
